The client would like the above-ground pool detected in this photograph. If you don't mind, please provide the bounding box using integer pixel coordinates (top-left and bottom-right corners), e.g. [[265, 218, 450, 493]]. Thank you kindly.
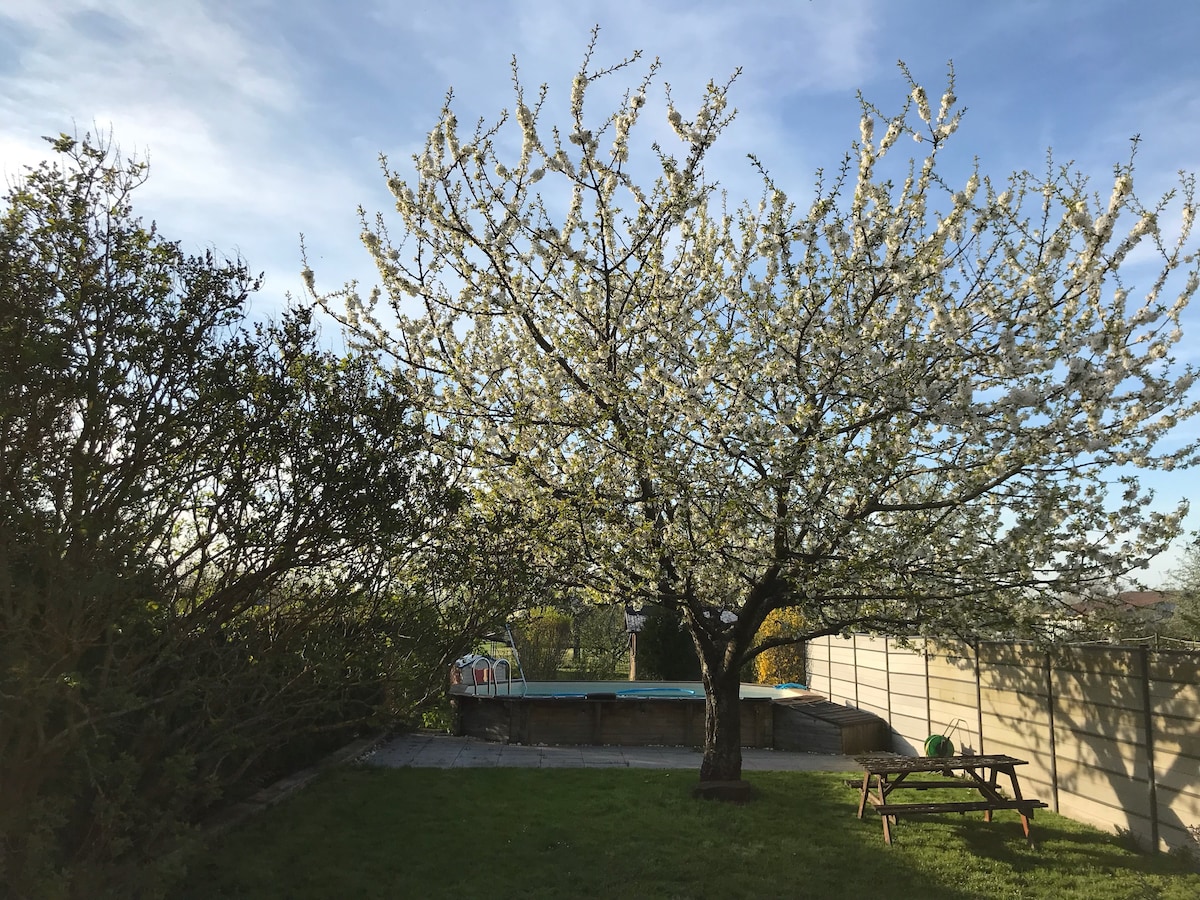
[[449, 680, 814, 748]]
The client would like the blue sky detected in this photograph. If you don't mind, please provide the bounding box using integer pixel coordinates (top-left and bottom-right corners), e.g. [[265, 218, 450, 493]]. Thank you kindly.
[[2, 0, 1197, 586]]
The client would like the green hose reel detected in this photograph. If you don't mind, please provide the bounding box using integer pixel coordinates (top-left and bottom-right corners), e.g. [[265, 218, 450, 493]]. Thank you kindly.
[[924, 718, 965, 757], [923, 733, 955, 757]]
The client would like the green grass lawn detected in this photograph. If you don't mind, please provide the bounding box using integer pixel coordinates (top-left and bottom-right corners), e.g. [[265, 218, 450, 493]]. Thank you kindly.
[[181, 767, 1200, 899]]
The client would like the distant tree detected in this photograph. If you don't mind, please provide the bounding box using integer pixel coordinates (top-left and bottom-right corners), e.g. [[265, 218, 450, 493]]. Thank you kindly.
[[1167, 540, 1200, 640], [636, 604, 702, 681], [394, 501, 552, 705], [507, 608, 569, 679], [320, 33, 1200, 783], [569, 603, 631, 679]]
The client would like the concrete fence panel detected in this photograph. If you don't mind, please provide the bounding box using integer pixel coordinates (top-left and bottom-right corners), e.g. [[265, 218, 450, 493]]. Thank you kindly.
[[806, 636, 1200, 853]]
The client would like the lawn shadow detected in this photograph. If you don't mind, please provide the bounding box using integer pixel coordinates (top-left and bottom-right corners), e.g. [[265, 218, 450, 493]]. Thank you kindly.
[[178, 767, 1200, 899]]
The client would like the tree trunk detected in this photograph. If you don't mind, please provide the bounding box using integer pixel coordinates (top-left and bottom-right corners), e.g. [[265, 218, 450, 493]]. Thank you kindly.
[[699, 664, 743, 781]]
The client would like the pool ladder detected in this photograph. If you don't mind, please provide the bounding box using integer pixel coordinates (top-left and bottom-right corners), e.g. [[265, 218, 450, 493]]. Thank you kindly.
[[471, 656, 511, 696], [466, 623, 529, 697]]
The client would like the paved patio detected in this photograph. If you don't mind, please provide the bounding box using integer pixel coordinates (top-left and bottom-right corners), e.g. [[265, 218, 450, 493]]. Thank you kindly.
[[362, 731, 862, 771]]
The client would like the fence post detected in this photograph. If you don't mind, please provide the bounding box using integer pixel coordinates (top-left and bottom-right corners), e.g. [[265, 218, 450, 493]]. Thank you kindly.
[[924, 640, 932, 740], [1045, 651, 1060, 814], [884, 636, 892, 725], [973, 640, 984, 756], [852, 634, 859, 708], [1138, 645, 1160, 852]]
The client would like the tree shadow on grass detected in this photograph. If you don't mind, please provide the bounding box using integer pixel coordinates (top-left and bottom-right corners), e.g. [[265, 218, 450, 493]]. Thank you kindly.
[[930, 809, 1195, 884], [179, 767, 1200, 900]]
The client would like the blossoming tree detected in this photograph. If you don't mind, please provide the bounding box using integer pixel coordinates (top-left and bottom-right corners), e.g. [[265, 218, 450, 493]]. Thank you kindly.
[[320, 37, 1199, 782]]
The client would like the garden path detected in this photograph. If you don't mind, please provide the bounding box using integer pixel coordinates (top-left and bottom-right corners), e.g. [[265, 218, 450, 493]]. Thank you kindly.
[[365, 732, 863, 771]]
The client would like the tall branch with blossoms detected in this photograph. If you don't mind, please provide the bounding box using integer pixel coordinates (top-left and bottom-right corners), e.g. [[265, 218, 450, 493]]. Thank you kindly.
[[314, 32, 1200, 783]]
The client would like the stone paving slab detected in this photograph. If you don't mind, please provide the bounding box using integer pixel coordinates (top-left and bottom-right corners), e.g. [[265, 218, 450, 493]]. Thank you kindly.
[[361, 732, 861, 772]]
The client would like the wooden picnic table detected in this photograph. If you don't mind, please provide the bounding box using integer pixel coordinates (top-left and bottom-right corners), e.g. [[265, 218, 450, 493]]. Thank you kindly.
[[853, 754, 1047, 846]]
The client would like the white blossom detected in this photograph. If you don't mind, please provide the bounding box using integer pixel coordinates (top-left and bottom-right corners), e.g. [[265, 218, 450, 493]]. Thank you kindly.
[[912, 85, 932, 124], [322, 51, 1200, 779], [860, 115, 874, 146]]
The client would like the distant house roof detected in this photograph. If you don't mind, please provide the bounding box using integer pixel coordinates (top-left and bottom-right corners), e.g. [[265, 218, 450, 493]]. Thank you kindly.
[[1067, 590, 1176, 616], [1115, 591, 1172, 609]]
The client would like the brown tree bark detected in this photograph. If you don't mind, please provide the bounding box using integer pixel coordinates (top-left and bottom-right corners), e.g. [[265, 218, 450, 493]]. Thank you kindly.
[[699, 661, 744, 781]]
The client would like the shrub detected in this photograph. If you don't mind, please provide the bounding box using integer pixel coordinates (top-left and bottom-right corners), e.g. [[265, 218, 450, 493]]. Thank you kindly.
[[753, 609, 808, 685], [513, 609, 573, 679], [636, 605, 701, 681]]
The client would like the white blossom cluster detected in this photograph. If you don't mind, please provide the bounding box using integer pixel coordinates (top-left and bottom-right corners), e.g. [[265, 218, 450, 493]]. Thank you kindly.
[[316, 42, 1200, 647]]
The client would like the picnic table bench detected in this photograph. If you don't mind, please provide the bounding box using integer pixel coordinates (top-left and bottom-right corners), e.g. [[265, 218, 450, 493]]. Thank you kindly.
[[853, 754, 1048, 846]]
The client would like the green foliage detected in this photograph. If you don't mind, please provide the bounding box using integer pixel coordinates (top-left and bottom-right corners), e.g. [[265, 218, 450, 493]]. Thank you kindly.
[[752, 608, 808, 685], [636, 604, 701, 681], [566, 603, 630, 679], [393, 502, 552, 703], [513, 608, 574, 679], [1, 134, 257, 897], [1166, 540, 1200, 641], [0, 134, 517, 897]]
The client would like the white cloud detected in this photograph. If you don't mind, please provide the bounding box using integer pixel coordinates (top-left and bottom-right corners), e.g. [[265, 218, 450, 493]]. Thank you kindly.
[[2, 0, 296, 111], [0, 0, 301, 215], [0, 0, 382, 309], [2, 0, 1197, 578]]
